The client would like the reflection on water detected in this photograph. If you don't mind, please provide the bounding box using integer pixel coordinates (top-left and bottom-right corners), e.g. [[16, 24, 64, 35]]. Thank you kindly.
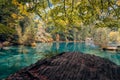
[[0, 42, 120, 79]]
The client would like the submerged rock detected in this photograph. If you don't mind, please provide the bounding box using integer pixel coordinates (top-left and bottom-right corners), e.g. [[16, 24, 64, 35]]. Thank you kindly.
[[6, 52, 120, 80]]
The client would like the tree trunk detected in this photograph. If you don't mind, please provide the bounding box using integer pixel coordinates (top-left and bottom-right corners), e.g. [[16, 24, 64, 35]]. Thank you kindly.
[[56, 34, 60, 42]]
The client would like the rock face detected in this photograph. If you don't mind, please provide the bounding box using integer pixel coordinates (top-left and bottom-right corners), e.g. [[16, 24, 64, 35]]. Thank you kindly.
[[6, 52, 120, 80], [35, 26, 53, 42]]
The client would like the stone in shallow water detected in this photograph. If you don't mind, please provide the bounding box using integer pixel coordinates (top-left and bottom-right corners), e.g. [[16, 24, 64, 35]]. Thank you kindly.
[[6, 52, 120, 80]]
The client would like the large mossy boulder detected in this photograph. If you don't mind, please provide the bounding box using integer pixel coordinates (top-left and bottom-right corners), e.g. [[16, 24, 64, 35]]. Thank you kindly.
[[6, 52, 120, 80]]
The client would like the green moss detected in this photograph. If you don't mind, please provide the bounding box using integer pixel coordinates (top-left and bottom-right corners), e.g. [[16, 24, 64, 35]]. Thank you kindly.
[[0, 23, 16, 34], [0, 23, 17, 42]]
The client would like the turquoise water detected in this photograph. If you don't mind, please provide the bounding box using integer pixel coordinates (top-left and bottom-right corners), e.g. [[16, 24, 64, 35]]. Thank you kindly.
[[0, 42, 120, 79]]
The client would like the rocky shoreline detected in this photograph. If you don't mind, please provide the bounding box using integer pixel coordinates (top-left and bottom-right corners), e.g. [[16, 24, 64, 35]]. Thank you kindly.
[[6, 52, 120, 80]]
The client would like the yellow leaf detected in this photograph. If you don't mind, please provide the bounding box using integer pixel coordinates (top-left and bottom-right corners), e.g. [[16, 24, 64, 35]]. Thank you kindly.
[[116, 0, 120, 6], [12, 0, 19, 5], [11, 13, 17, 19]]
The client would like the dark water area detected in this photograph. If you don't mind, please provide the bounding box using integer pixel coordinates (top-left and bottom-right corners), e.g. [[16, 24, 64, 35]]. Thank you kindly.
[[0, 42, 120, 79]]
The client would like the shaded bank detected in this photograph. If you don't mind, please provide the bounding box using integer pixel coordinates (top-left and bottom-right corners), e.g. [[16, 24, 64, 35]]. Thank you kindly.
[[6, 52, 120, 80]]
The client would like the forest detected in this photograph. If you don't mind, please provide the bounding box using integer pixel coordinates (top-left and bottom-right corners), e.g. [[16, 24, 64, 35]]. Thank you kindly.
[[0, 0, 120, 47]]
